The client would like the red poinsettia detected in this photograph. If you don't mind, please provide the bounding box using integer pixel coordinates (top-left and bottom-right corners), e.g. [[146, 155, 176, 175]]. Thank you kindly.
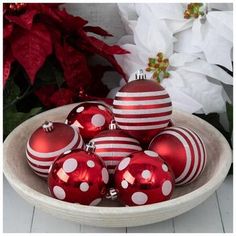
[[3, 3, 128, 107]]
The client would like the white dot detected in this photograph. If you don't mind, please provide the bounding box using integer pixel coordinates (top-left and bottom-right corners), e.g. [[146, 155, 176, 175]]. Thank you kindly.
[[65, 119, 68, 124], [63, 150, 71, 155], [118, 157, 131, 171], [53, 186, 66, 200], [91, 114, 105, 127], [98, 105, 106, 111], [102, 168, 109, 184], [90, 198, 102, 206], [144, 150, 159, 157], [80, 182, 89, 192], [76, 106, 84, 113], [142, 170, 151, 179], [162, 180, 172, 196], [121, 180, 128, 189], [87, 160, 95, 168], [63, 158, 78, 173], [131, 192, 148, 205], [162, 164, 168, 172]]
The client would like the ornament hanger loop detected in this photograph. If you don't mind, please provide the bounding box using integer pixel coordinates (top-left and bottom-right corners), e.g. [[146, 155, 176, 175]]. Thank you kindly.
[[42, 121, 54, 132], [86, 141, 96, 153], [106, 188, 118, 200], [109, 120, 117, 130], [135, 69, 146, 80]]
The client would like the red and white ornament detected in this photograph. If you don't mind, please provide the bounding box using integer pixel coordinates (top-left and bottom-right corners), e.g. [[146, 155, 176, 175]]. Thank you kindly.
[[149, 126, 207, 185], [26, 121, 83, 178], [66, 101, 113, 141], [91, 121, 142, 175], [113, 70, 172, 144], [48, 142, 109, 205], [114, 150, 174, 206]]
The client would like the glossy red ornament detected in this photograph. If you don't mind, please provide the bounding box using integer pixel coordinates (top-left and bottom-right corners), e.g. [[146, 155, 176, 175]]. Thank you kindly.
[[113, 70, 172, 144], [114, 150, 174, 206], [26, 121, 83, 178], [91, 121, 142, 175], [65, 101, 113, 141], [149, 126, 207, 185], [48, 143, 109, 205]]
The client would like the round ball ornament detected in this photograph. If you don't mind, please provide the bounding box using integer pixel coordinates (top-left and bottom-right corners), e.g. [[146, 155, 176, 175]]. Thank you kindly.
[[26, 121, 83, 178], [91, 121, 142, 175], [65, 101, 113, 141], [48, 142, 109, 206], [113, 70, 172, 144], [113, 150, 174, 206], [149, 126, 207, 185]]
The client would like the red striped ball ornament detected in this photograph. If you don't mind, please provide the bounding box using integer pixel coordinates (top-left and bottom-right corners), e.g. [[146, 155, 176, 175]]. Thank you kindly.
[[26, 121, 84, 178], [149, 126, 207, 185], [113, 70, 172, 144], [91, 122, 142, 175]]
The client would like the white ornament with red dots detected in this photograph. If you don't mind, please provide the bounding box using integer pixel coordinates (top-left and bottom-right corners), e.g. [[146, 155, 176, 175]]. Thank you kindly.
[[149, 126, 207, 185], [26, 121, 83, 178], [48, 142, 109, 205], [113, 150, 175, 206]]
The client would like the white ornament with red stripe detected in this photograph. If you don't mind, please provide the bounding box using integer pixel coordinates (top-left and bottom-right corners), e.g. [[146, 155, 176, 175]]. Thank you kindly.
[[149, 126, 207, 185], [90, 121, 142, 175], [113, 69, 172, 144], [26, 121, 84, 178]]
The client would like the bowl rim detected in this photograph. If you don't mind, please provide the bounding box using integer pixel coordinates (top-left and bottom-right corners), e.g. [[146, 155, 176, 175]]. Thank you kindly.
[[3, 104, 232, 215]]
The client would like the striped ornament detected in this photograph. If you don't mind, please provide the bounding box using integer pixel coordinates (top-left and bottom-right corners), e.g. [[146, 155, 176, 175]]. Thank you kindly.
[[113, 79, 172, 144], [90, 129, 142, 174], [26, 122, 84, 178], [149, 126, 207, 185]]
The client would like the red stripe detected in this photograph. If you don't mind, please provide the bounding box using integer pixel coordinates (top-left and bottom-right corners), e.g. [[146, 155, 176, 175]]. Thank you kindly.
[[116, 119, 169, 127], [113, 111, 172, 118], [113, 102, 172, 110]]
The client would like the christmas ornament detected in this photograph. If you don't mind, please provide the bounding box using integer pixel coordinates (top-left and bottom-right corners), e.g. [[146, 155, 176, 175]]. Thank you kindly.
[[91, 121, 142, 175], [113, 150, 174, 206], [26, 121, 83, 178], [113, 70, 172, 143], [149, 126, 207, 185], [48, 142, 109, 205], [65, 101, 113, 141]]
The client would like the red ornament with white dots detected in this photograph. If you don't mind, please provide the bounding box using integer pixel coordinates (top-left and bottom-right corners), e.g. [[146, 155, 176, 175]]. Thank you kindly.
[[65, 101, 113, 141], [114, 150, 175, 206], [48, 143, 109, 206], [26, 121, 83, 178], [90, 121, 142, 175], [149, 126, 207, 185], [113, 70, 172, 144]]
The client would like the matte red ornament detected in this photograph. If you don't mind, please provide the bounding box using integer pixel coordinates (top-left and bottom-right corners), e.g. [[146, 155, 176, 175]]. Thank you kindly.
[[91, 121, 142, 175], [65, 101, 113, 141], [113, 70, 172, 144], [114, 150, 174, 206], [149, 126, 207, 185], [26, 121, 83, 178], [48, 143, 109, 205]]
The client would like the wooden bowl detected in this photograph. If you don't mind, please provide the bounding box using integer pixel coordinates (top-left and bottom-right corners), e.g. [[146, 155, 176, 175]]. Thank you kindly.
[[3, 104, 232, 227]]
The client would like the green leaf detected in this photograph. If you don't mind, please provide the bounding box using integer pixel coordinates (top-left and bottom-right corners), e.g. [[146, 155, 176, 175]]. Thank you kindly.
[[3, 106, 42, 139], [226, 102, 233, 136]]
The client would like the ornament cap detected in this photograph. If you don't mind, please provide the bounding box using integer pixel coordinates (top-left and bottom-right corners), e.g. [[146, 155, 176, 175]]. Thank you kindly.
[[135, 69, 146, 80], [106, 188, 118, 200], [42, 121, 54, 132], [85, 141, 96, 153], [109, 120, 117, 130]]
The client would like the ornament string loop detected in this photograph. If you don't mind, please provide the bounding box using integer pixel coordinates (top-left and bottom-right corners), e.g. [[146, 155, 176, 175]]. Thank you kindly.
[[135, 69, 146, 80], [106, 188, 118, 200], [109, 120, 117, 130], [86, 141, 96, 153]]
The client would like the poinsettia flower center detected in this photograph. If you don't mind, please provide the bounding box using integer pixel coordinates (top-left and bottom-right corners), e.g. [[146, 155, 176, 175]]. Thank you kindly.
[[146, 52, 170, 82], [184, 3, 205, 19], [4, 3, 27, 15]]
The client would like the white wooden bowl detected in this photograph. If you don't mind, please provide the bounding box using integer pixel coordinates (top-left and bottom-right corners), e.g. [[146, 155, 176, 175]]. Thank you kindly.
[[3, 104, 232, 227]]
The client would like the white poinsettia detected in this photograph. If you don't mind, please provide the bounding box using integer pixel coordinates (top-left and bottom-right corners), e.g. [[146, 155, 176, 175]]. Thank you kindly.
[[118, 3, 233, 71], [109, 13, 232, 114]]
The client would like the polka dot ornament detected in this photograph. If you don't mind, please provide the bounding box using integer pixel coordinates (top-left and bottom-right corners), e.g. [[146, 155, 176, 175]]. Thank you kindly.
[[114, 150, 175, 206], [65, 101, 113, 141], [48, 148, 109, 205]]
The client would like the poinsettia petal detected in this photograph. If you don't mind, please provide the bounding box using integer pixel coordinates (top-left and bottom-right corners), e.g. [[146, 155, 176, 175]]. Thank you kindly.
[[50, 88, 75, 107], [208, 3, 233, 11], [118, 35, 134, 45], [181, 59, 233, 85], [4, 23, 13, 39], [6, 9, 38, 30], [3, 48, 15, 87], [169, 53, 198, 67], [11, 23, 52, 84], [83, 26, 113, 37]]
